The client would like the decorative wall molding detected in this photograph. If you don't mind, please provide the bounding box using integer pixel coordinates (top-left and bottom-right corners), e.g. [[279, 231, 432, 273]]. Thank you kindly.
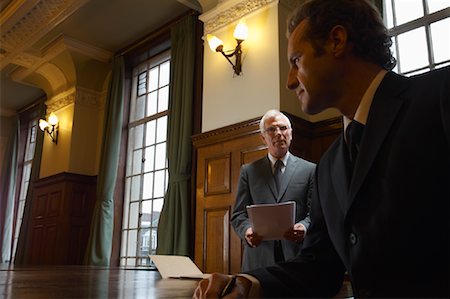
[[46, 88, 76, 112], [200, 0, 277, 34], [75, 88, 101, 108], [45, 87, 102, 112]]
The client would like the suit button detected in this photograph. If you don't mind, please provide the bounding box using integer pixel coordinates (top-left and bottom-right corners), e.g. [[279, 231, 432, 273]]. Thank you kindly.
[[349, 232, 357, 245]]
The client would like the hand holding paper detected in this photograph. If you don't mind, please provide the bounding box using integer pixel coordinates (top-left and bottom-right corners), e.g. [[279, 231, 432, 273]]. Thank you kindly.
[[246, 201, 296, 240]]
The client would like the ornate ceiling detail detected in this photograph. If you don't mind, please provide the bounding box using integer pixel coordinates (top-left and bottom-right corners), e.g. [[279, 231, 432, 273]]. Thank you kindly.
[[200, 0, 276, 34], [0, 0, 90, 70]]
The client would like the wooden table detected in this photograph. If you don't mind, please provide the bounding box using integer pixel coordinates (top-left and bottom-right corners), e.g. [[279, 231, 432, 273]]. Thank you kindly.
[[0, 265, 199, 298]]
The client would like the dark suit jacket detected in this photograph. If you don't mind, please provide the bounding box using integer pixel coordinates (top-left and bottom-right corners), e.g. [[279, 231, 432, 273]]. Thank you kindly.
[[248, 67, 450, 298], [231, 153, 315, 272]]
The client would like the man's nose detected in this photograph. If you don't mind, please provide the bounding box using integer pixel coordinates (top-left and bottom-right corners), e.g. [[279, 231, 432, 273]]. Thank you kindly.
[[287, 69, 299, 90]]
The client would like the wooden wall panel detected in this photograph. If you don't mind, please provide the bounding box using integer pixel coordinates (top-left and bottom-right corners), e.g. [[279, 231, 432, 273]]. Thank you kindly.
[[27, 172, 96, 265], [193, 114, 342, 274]]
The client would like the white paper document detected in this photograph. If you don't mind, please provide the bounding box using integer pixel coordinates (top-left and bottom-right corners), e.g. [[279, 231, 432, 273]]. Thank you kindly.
[[149, 255, 208, 279], [247, 201, 295, 240]]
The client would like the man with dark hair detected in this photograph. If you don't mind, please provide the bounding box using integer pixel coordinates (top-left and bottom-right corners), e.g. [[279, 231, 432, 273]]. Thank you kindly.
[[194, 0, 449, 297]]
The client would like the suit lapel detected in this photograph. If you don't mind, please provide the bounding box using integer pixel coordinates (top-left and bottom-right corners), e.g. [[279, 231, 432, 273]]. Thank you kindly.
[[347, 72, 408, 210], [277, 155, 298, 202], [264, 156, 279, 199], [331, 135, 352, 214]]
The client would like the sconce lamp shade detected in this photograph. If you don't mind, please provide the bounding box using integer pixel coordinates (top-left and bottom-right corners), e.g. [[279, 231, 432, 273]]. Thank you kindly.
[[39, 112, 59, 143], [233, 19, 248, 41], [48, 112, 58, 126], [207, 19, 248, 76], [207, 34, 224, 52], [39, 119, 50, 131]]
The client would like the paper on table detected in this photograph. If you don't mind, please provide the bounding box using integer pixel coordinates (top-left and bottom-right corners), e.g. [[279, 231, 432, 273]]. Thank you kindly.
[[247, 201, 295, 240], [149, 255, 208, 279]]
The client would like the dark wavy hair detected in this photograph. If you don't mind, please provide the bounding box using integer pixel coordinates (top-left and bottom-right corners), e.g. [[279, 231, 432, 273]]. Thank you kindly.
[[287, 0, 396, 70]]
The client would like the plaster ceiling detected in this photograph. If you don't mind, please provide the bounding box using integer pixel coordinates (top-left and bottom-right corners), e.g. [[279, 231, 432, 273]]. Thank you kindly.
[[0, 0, 205, 116]]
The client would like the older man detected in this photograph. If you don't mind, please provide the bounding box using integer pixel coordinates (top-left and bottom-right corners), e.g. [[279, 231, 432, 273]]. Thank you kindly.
[[231, 109, 315, 271]]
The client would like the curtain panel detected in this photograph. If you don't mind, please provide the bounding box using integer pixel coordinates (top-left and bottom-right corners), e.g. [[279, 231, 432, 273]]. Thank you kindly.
[[84, 56, 125, 266], [156, 14, 196, 256], [0, 117, 19, 263]]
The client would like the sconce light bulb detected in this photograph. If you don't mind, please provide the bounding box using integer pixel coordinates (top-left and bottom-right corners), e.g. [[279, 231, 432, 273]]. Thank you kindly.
[[206, 34, 224, 52], [48, 112, 59, 126], [39, 119, 49, 131], [233, 19, 248, 41]]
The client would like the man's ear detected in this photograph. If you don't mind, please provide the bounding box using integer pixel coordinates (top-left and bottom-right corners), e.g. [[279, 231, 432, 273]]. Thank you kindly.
[[328, 25, 348, 57]]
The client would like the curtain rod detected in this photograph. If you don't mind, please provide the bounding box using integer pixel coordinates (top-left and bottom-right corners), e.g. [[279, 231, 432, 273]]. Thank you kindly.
[[118, 10, 197, 56]]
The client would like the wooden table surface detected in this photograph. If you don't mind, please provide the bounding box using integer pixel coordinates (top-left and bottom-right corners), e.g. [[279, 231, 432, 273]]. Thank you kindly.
[[0, 265, 199, 298]]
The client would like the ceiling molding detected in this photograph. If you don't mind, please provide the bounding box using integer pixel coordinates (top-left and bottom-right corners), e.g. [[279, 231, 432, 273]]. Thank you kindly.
[[199, 0, 277, 34], [0, 0, 90, 70]]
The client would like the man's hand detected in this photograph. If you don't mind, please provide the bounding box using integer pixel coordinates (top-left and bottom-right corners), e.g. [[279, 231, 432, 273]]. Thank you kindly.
[[245, 227, 263, 247], [193, 273, 252, 298], [284, 222, 306, 243]]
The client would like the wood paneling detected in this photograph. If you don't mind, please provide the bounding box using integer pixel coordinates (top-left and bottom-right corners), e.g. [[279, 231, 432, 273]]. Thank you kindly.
[[27, 172, 96, 265], [193, 114, 342, 274]]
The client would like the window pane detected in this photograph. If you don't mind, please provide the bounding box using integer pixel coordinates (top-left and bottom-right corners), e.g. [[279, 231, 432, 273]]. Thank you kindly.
[[144, 146, 155, 172], [121, 231, 128, 256], [145, 120, 156, 146], [141, 200, 152, 227], [132, 149, 142, 175], [385, 0, 394, 28], [135, 96, 145, 121], [133, 124, 144, 149], [397, 27, 428, 72], [159, 61, 170, 87], [148, 67, 159, 92], [129, 202, 139, 229], [158, 86, 169, 113], [127, 230, 137, 256], [154, 170, 166, 198], [137, 72, 147, 96], [156, 116, 167, 143], [427, 0, 450, 13], [394, 0, 423, 25], [131, 176, 141, 201], [146, 91, 157, 117], [142, 173, 153, 199], [152, 198, 164, 226], [139, 228, 150, 256], [155, 143, 166, 170], [430, 18, 450, 64]]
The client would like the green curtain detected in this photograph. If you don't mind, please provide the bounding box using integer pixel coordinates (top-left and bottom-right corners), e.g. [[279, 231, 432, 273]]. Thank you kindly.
[[0, 116, 19, 263], [156, 14, 196, 256], [14, 103, 46, 264], [84, 56, 124, 266]]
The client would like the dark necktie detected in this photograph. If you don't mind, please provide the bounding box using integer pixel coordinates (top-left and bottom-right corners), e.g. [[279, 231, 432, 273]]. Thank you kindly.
[[274, 159, 283, 194], [346, 120, 365, 171]]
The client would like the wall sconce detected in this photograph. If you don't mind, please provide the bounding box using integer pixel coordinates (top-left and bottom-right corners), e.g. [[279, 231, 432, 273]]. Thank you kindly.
[[207, 19, 248, 76], [39, 112, 59, 144]]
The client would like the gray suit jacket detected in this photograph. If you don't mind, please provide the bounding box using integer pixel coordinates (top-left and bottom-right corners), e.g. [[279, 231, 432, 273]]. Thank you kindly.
[[231, 153, 315, 271]]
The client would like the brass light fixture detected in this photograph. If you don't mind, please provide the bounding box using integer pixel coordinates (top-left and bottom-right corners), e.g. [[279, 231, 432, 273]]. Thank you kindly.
[[39, 112, 59, 144], [207, 19, 248, 76]]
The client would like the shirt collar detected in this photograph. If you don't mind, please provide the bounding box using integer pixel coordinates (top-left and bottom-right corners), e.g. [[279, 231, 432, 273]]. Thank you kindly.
[[343, 69, 387, 131], [268, 152, 290, 167]]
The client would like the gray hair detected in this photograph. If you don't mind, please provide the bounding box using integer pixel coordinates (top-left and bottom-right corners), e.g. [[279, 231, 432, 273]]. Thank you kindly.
[[259, 109, 292, 132]]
